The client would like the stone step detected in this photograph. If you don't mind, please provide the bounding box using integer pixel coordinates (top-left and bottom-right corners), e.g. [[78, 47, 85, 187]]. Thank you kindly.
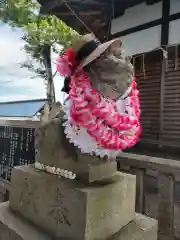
[[0, 202, 51, 240], [110, 214, 157, 240], [0, 202, 157, 240], [10, 165, 136, 240]]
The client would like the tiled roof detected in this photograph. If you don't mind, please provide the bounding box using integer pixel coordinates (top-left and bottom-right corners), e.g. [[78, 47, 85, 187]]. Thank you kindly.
[[0, 99, 47, 117]]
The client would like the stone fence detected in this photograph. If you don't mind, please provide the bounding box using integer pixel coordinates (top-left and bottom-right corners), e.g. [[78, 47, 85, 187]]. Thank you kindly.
[[117, 153, 179, 240]]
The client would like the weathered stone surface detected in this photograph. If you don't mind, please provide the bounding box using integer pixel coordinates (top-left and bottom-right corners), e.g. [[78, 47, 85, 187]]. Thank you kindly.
[[0, 202, 157, 240], [0, 202, 51, 240], [110, 214, 157, 240], [10, 166, 136, 240], [35, 118, 117, 183], [0, 180, 9, 203]]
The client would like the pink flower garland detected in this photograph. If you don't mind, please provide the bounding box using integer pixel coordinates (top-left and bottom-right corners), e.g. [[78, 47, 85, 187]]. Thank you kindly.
[[57, 49, 141, 152], [68, 71, 141, 151]]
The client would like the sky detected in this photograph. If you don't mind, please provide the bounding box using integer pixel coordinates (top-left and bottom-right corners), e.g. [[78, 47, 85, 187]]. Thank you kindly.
[[0, 24, 65, 103]]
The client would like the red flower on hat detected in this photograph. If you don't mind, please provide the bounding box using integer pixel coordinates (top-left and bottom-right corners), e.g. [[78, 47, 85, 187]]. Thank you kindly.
[[57, 48, 77, 77]]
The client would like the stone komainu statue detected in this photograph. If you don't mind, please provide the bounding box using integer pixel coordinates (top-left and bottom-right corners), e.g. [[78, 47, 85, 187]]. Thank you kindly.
[[34, 34, 141, 182], [9, 35, 154, 240]]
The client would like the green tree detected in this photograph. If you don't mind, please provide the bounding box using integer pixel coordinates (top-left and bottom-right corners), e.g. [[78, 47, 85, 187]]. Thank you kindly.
[[0, 0, 79, 106]]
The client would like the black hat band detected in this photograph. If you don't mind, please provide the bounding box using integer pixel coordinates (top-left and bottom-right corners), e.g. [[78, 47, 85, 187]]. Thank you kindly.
[[62, 39, 100, 94], [76, 39, 100, 62]]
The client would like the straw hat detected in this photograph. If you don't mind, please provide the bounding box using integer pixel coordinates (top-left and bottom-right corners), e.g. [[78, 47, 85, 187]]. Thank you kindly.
[[71, 34, 122, 69], [61, 34, 122, 93]]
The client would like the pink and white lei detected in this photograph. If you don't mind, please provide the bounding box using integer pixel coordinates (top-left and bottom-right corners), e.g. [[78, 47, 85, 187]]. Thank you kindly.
[[57, 49, 141, 159]]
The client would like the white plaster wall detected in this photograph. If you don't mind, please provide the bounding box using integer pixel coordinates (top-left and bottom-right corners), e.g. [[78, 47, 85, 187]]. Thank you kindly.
[[170, 0, 180, 15], [169, 19, 180, 45], [111, 2, 162, 35], [120, 26, 162, 56]]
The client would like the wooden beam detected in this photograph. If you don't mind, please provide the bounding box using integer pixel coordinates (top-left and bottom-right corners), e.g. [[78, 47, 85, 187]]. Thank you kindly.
[[55, 8, 101, 16], [159, 53, 165, 147], [117, 152, 180, 178], [81, 0, 103, 6], [111, 19, 162, 39], [79, 11, 101, 16], [53, 12, 73, 16], [0, 120, 39, 128], [169, 12, 180, 21], [161, 0, 170, 45], [92, 19, 106, 27], [40, 0, 63, 14]]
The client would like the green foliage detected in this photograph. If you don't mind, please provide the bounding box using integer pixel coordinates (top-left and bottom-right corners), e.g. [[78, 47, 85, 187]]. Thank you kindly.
[[0, 0, 79, 104], [0, 0, 38, 26]]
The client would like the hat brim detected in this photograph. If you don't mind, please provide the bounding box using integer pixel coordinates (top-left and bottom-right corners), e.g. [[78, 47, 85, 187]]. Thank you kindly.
[[78, 38, 122, 69]]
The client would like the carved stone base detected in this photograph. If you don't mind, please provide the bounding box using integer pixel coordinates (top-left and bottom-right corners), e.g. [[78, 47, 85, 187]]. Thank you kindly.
[[10, 166, 136, 240], [0, 202, 157, 240]]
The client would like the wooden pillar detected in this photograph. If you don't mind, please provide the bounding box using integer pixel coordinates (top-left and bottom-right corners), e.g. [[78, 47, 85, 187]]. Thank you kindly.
[[161, 0, 170, 46], [159, 56, 165, 147]]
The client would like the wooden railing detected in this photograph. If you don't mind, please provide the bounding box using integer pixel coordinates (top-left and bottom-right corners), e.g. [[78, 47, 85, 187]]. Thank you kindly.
[[117, 152, 179, 240]]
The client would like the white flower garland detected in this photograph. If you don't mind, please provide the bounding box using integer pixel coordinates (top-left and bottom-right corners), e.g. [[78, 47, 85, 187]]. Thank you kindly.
[[63, 90, 136, 159], [35, 162, 76, 180]]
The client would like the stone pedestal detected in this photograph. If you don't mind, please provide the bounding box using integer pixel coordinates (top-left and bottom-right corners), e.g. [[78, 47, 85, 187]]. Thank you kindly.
[[0, 202, 157, 240], [10, 165, 136, 240]]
